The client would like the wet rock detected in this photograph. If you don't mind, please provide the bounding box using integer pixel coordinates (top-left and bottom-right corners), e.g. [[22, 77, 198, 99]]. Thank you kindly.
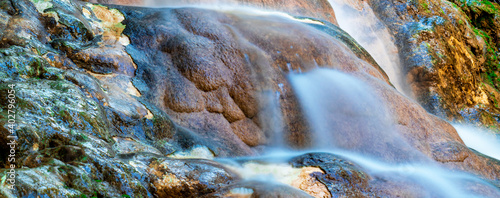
[[290, 153, 371, 197], [70, 46, 136, 75], [112, 137, 162, 156], [230, 118, 266, 147], [291, 167, 331, 198], [149, 158, 239, 198], [430, 141, 470, 162], [289, 152, 434, 197]]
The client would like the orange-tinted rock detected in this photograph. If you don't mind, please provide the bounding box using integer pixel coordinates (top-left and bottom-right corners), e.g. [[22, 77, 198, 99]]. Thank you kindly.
[[217, 87, 247, 123], [122, 6, 386, 155], [291, 167, 331, 198], [149, 158, 239, 198], [70, 46, 136, 76], [163, 71, 206, 113], [205, 91, 224, 113], [230, 118, 266, 146], [164, 33, 232, 91]]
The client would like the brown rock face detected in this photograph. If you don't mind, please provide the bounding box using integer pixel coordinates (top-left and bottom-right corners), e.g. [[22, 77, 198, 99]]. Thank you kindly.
[[115, 3, 500, 180], [230, 118, 266, 147], [86, 0, 338, 25], [149, 159, 239, 198], [120, 5, 386, 156]]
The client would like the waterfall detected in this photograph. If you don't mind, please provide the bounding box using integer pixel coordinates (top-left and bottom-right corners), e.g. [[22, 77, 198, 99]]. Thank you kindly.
[[284, 68, 500, 197], [453, 124, 500, 161], [327, 0, 412, 97], [288, 68, 423, 161]]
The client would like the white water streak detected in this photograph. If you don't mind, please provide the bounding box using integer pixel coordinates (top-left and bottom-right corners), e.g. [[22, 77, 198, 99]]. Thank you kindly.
[[328, 0, 412, 97], [454, 124, 500, 161]]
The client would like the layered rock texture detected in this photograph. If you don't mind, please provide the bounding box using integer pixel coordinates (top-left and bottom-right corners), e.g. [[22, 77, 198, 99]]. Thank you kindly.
[[0, 0, 499, 197]]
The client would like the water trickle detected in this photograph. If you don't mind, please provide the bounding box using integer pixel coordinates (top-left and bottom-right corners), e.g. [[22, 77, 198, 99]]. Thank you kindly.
[[258, 89, 286, 149], [328, 150, 500, 198]]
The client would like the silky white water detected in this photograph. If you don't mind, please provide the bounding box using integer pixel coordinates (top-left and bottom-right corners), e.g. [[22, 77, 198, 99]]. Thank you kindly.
[[288, 68, 424, 162], [328, 0, 412, 97], [216, 68, 500, 198], [217, 148, 500, 198], [453, 124, 500, 161], [283, 68, 500, 197]]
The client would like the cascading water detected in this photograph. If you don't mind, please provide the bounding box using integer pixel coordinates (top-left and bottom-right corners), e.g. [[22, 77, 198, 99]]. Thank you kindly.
[[327, 0, 412, 97], [215, 67, 500, 198], [287, 68, 424, 162], [127, 2, 500, 197], [453, 124, 500, 161], [285, 68, 500, 198]]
